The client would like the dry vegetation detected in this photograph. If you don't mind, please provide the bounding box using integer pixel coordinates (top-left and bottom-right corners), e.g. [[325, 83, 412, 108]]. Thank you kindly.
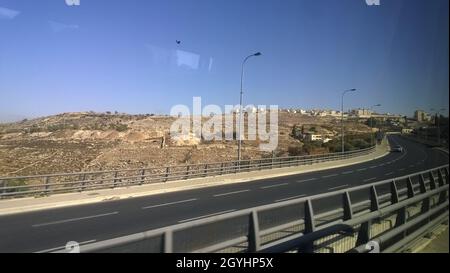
[[0, 111, 372, 176]]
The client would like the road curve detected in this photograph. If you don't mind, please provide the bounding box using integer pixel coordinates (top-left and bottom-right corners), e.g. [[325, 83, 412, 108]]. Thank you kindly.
[[0, 135, 448, 252]]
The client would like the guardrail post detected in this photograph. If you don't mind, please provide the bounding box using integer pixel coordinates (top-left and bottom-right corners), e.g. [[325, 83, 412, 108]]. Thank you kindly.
[[429, 171, 436, 190], [44, 176, 50, 195], [419, 174, 431, 215], [343, 191, 353, 220], [406, 177, 415, 198], [299, 199, 315, 253], [437, 169, 445, 187], [220, 163, 224, 175], [356, 186, 379, 247], [390, 180, 407, 237], [165, 167, 170, 182], [370, 185, 380, 211], [390, 180, 399, 204], [419, 174, 427, 193], [0, 180, 5, 199], [79, 174, 86, 192], [204, 164, 208, 177], [437, 169, 447, 204], [113, 171, 119, 188], [185, 166, 190, 179], [164, 230, 173, 253], [248, 211, 261, 252], [356, 221, 371, 248], [444, 167, 449, 184], [140, 169, 145, 185]]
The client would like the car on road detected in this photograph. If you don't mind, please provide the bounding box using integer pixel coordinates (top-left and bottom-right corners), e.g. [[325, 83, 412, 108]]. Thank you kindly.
[[391, 145, 404, 152]]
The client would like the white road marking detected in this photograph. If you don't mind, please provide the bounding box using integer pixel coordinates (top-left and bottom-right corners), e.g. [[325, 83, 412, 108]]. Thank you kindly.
[[142, 198, 197, 209], [369, 166, 377, 169], [35, 240, 97, 253], [409, 165, 415, 168], [178, 209, 236, 223], [341, 171, 354, 175], [357, 168, 367, 172], [32, 212, 119, 228], [322, 174, 338, 178], [296, 178, 317, 183], [275, 194, 307, 202], [328, 184, 349, 191], [385, 172, 394, 176], [363, 177, 377, 182], [213, 189, 250, 197], [399, 168, 405, 171], [261, 183, 289, 189]]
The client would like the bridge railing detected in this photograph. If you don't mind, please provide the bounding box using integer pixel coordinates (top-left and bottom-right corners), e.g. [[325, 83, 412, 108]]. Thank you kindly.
[[54, 165, 448, 253], [0, 144, 378, 199]]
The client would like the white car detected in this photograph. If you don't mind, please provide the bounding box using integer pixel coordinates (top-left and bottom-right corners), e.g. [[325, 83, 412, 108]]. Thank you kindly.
[[391, 145, 403, 152]]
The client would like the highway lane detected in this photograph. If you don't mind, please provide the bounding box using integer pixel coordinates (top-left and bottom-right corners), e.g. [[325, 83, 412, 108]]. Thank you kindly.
[[0, 135, 447, 252]]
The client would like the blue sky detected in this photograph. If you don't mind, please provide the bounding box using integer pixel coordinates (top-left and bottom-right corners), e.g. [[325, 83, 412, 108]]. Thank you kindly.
[[0, 0, 448, 121]]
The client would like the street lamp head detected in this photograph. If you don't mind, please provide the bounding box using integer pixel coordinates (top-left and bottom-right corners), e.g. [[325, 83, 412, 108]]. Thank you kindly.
[[349, 88, 357, 92], [374, 104, 381, 107], [254, 52, 262, 56]]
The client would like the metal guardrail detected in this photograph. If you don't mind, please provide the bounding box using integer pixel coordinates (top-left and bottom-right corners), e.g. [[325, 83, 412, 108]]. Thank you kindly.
[[55, 165, 448, 253], [0, 145, 378, 199], [402, 134, 448, 149]]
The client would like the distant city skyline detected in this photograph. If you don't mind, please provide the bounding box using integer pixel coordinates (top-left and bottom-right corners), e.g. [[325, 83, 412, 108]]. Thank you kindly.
[[0, 0, 448, 121]]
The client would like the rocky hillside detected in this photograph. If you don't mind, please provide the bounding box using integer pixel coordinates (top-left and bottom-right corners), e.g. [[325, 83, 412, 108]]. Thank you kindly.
[[0, 112, 371, 176]]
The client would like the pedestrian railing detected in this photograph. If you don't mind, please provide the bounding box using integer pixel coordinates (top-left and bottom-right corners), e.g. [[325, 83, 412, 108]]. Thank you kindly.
[[54, 165, 448, 253], [0, 145, 378, 199]]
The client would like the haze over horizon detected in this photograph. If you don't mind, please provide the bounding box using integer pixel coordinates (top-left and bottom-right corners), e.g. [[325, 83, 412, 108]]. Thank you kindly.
[[0, 0, 448, 121]]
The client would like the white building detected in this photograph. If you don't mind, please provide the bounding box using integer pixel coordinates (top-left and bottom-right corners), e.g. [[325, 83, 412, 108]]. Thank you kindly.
[[304, 133, 323, 142], [351, 108, 373, 118]]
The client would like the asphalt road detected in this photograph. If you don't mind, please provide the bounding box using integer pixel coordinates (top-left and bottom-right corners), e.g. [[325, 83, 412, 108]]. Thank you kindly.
[[0, 135, 448, 253]]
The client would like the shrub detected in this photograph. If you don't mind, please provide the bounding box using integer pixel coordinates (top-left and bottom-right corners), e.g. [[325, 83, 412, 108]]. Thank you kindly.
[[110, 124, 129, 132], [288, 145, 303, 156]]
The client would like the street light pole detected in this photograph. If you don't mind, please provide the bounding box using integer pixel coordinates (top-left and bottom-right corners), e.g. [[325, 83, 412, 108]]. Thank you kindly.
[[431, 107, 446, 145], [370, 104, 381, 146], [237, 52, 261, 162], [341, 88, 357, 154]]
